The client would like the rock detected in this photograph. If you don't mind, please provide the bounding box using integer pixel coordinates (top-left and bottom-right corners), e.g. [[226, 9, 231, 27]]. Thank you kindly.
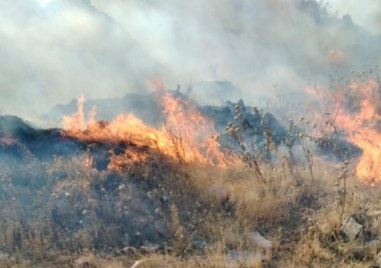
[[341, 216, 362, 241], [246, 232, 272, 249]]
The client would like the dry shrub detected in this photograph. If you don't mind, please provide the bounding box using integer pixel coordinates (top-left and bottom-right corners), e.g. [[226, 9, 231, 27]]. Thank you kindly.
[[186, 163, 322, 227], [2, 134, 381, 268]]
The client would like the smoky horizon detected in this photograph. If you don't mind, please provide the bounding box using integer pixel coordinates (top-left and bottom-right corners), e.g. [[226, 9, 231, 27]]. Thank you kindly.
[[0, 0, 380, 122]]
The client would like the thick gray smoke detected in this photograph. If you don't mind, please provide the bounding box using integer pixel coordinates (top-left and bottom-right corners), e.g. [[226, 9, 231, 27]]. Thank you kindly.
[[0, 0, 380, 120]]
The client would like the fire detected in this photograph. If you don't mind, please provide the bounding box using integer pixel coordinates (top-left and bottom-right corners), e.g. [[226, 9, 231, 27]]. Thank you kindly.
[[160, 92, 229, 165], [334, 79, 381, 185], [61, 90, 233, 169], [308, 78, 381, 185], [62, 94, 97, 131]]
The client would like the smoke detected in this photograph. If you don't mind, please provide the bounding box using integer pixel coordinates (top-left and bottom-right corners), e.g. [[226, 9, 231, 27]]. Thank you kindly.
[[91, 0, 381, 101], [0, 0, 380, 120], [0, 0, 165, 119], [329, 0, 381, 35]]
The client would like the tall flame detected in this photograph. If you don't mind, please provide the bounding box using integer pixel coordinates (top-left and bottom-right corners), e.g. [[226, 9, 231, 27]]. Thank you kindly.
[[61, 91, 232, 169], [335, 79, 381, 185], [160, 92, 229, 165], [62, 94, 96, 131], [307, 78, 381, 185]]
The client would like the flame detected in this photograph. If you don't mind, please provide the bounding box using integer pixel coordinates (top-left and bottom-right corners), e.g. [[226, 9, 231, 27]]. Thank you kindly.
[[62, 94, 96, 130], [61, 90, 233, 169], [334, 79, 381, 185], [160, 92, 229, 165], [307, 78, 381, 185]]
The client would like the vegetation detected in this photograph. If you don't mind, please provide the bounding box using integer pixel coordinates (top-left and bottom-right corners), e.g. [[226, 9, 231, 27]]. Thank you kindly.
[[1, 107, 381, 268]]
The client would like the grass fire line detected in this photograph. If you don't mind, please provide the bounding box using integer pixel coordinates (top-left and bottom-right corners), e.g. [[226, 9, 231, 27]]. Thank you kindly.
[[2, 80, 381, 267], [62, 92, 240, 169]]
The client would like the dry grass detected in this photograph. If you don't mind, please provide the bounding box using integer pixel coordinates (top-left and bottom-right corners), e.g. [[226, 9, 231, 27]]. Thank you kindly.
[[1, 134, 381, 267], [0, 165, 380, 267]]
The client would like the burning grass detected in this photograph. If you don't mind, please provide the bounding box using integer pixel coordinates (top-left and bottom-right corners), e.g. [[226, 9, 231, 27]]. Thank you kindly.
[[61, 92, 235, 168], [306, 77, 381, 186], [3, 80, 381, 267]]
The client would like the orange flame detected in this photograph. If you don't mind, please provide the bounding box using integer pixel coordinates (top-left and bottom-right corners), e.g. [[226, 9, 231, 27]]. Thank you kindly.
[[62, 94, 96, 131], [307, 78, 381, 185], [334, 79, 381, 185], [160, 92, 230, 165], [61, 91, 234, 169]]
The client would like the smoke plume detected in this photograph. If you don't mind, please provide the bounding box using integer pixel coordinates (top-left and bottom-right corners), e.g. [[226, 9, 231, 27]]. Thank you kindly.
[[0, 0, 380, 120]]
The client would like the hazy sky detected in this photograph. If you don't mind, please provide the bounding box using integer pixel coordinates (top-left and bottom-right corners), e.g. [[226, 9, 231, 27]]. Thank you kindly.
[[36, 0, 381, 34]]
